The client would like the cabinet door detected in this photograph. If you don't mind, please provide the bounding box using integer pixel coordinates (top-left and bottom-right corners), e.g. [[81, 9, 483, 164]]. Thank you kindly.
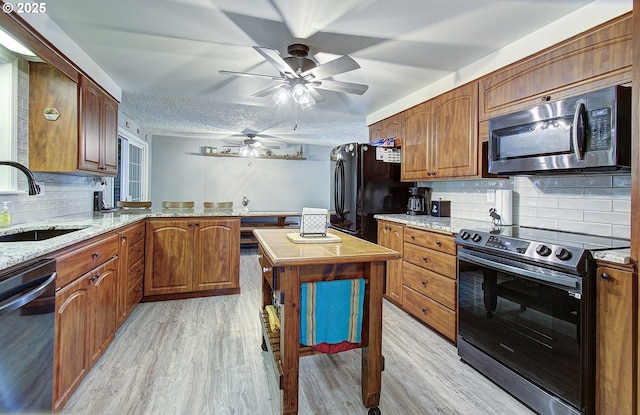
[[78, 76, 102, 173], [145, 219, 194, 295], [193, 219, 240, 291], [378, 221, 404, 305], [431, 82, 478, 178], [596, 265, 637, 415], [88, 257, 118, 367], [381, 114, 401, 139], [54, 276, 90, 411], [401, 102, 430, 181], [102, 95, 119, 174], [369, 121, 382, 143]]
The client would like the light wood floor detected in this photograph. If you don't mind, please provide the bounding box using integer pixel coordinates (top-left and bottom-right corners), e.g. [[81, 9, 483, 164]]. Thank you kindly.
[[61, 248, 536, 415]]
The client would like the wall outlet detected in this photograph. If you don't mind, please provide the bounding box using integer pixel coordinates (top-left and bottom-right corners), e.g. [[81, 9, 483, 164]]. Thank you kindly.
[[486, 189, 495, 203]]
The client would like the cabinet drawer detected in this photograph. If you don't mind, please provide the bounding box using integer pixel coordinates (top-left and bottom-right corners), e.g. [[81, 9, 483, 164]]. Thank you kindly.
[[126, 277, 143, 311], [403, 286, 456, 341], [128, 257, 144, 287], [56, 233, 119, 288], [403, 243, 456, 278], [128, 238, 145, 264], [403, 261, 456, 310], [404, 227, 456, 255], [126, 222, 145, 245]]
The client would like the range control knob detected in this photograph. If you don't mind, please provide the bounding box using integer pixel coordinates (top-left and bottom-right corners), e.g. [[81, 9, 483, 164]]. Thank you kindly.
[[471, 233, 482, 243], [459, 231, 471, 240], [535, 244, 552, 257], [555, 248, 573, 261]]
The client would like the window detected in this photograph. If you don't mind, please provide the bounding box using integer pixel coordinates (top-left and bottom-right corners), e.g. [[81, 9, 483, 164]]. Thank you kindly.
[[113, 131, 148, 203]]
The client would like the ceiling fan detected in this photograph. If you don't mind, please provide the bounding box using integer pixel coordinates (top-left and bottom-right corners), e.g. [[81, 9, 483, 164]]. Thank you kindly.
[[219, 43, 368, 110], [223, 133, 280, 156]]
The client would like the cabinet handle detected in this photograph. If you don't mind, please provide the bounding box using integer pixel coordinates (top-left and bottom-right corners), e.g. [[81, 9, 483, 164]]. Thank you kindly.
[[92, 252, 99, 259], [435, 240, 441, 246], [121, 235, 127, 241], [421, 307, 427, 314], [601, 272, 611, 280], [421, 280, 427, 287], [263, 267, 272, 273], [541, 95, 551, 102], [136, 248, 142, 254], [188, 223, 193, 227], [422, 256, 428, 262], [410, 235, 416, 240], [136, 231, 143, 236], [89, 274, 99, 283], [431, 171, 436, 176], [194, 222, 200, 226]]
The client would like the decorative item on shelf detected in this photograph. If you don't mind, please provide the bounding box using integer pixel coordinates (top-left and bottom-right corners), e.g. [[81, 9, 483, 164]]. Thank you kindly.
[[42, 108, 59, 121]]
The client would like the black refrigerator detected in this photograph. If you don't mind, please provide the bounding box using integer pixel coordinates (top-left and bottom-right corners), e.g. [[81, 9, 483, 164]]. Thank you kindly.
[[330, 143, 412, 243]]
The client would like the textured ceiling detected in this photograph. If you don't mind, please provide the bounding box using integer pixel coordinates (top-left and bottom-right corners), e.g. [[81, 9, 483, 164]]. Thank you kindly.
[[33, 0, 605, 147]]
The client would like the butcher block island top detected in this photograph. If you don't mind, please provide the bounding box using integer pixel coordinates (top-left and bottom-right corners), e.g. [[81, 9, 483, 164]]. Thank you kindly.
[[253, 228, 400, 415], [254, 228, 400, 266]]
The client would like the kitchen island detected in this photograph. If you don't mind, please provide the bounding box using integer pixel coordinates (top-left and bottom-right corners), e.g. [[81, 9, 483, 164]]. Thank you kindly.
[[254, 228, 400, 415]]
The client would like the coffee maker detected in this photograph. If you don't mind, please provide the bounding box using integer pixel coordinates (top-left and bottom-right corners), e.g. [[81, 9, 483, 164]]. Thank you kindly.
[[407, 187, 430, 215]]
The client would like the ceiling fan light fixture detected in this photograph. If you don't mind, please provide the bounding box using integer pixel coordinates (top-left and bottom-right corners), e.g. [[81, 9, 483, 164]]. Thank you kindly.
[[300, 96, 316, 111], [272, 87, 290, 105], [292, 83, 311, 105]]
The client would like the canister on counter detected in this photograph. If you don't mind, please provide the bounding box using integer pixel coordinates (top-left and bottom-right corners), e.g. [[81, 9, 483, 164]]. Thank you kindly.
[[431, 200, 451, 217]]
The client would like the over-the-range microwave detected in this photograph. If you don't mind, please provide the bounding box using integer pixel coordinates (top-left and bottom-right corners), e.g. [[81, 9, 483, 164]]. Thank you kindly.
[[488, 85, 631, 175]]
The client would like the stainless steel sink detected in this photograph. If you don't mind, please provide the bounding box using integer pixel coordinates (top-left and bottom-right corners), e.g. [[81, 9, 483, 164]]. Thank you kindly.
[[0, 228, 85, 242]]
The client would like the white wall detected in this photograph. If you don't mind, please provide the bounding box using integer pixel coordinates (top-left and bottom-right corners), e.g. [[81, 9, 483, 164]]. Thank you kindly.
[[422, 174, 631, 239], [150, 135, 334, 212]]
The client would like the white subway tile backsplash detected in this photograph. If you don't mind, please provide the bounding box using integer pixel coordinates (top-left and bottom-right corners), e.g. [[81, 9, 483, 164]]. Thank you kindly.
[[426, 173, 630, 235]]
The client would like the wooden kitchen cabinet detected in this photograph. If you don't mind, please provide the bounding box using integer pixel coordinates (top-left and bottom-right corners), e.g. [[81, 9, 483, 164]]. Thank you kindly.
[[479, 13, 632, 121], [595, 263, 637, 415], [78, 75, 118, 175], [28, 64, 119, 176], [401, 227, 457, 341], [116, 221, 145, 328], [145, 218, 240, 298], [53, 233, 119, 411], [400, 82, 478, 181], [369, 114, 401, 142], [377, 220, 405, 306], [400, 102, 430, 181]]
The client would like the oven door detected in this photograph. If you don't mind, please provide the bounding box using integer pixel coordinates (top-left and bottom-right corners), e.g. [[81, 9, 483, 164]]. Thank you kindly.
[[457, 248, 591, 412]]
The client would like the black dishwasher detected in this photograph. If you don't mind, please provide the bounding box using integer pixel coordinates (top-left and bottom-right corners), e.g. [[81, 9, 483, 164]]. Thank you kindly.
[[0, 258, 56, 413]]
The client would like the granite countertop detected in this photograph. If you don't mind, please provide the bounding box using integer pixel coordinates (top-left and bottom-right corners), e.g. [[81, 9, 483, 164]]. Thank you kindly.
[[374, 213, 633, 266], [0, 208, 251, 272]]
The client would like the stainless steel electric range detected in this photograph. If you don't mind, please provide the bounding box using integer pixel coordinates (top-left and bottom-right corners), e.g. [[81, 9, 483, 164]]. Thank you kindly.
[[455, 226, 630, 415]]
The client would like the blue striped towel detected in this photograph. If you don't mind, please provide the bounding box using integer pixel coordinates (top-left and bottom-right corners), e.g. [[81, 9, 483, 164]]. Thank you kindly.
[[299, 278, 365, 346]]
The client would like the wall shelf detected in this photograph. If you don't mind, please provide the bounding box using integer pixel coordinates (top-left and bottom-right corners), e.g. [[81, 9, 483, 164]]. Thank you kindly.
[[195, 152, 306, 161]]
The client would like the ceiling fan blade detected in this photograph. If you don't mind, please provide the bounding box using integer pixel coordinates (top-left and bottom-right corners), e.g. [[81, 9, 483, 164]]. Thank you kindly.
[[315, 79, 369, 95], [253, 46, 299, 79], [301, 55, 360, 80], [219, 70, 286, 82], [251, 83, 287, 97]]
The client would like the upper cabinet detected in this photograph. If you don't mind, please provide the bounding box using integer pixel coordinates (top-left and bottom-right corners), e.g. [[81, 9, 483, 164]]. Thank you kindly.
[[479, 14, 633, 121], [29, 64, 118, 176], [400, 82, 478, 181], [78, 75, 118, 175], [369, 113, 401, 143]]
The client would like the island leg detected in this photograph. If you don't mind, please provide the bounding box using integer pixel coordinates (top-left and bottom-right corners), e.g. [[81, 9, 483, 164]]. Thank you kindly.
[[280, 265, 301, 415], [361, 261, 384, 408]]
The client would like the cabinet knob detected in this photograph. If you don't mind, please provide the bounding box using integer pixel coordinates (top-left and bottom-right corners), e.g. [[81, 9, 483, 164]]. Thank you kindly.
[[541, 95, 551, 102], [194, 222, 200, 226], [410, 235, 416, 240], [435, 240, 441, 246], [422, 256, 428, 262], [92, 252, 99, 259], [431, 171, 436, 176], [601, 272, 611, 280], [263, 267, 272, 273], [421, 308, 427, 314], [421, 280, 427, 287]]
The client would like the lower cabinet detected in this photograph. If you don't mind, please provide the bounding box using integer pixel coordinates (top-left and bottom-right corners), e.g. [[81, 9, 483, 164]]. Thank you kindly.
[[116, 222, 145, 327], [595, 262, 637, 415], [53, 234, 119, 411], [145, 218, 240, 297], [377, 220, 404, 305]]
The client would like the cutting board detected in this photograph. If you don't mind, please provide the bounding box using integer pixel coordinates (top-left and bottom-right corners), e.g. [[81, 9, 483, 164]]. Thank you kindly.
[[286, 232, 342, 244]]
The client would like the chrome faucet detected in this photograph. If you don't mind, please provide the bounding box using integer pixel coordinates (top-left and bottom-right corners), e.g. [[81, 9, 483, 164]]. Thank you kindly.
[[0, 161, 41, 195]]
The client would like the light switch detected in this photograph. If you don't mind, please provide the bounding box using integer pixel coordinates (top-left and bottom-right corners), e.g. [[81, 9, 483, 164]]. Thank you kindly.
[[486, 189, 495, 203]]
